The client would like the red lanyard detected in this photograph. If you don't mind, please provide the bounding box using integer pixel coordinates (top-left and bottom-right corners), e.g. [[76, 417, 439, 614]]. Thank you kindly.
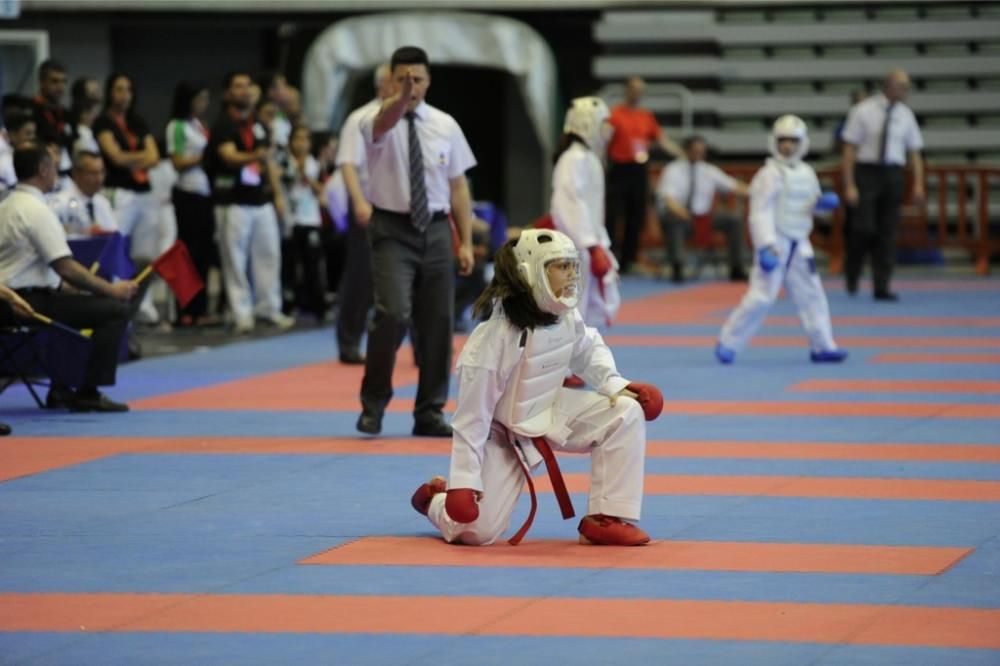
[[108, 112, 148, 184], [34, 95, 65, 135]]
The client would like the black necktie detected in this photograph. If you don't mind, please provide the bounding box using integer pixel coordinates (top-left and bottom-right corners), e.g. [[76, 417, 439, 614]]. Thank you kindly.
[[879, 102, 896, 165], [86, 199, 95, 224], [406, 112, 430, 232], [685, 161, 697, 213]]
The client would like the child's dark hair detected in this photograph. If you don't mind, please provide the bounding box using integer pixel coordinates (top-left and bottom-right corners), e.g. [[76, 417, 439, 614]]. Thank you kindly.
[[472, 235, 558, 330]]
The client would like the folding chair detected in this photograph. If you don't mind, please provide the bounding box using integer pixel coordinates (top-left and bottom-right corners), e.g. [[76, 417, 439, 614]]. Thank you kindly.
[[0, 323, 49, 407]]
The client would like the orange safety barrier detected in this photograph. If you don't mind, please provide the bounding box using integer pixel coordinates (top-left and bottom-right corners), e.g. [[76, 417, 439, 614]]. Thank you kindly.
[[641, 163, 999, 276]]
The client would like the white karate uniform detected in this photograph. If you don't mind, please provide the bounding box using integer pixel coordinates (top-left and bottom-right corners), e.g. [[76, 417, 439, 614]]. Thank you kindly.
[[719, 158, 839, 353], [424, 306, 646, 546], [550, 142, 620, 328]]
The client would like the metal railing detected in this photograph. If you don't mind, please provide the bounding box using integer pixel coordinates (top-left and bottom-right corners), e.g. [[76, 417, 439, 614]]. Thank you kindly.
[[644, 163, 1000, 275]]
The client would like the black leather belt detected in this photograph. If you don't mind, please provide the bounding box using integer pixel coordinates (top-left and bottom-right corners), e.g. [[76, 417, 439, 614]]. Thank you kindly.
[[374, 207, 448, 222]]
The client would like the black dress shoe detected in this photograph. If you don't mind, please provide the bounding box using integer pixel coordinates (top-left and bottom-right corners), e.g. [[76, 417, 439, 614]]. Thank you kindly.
[[357, 407, 383, 435], [874, 291, 899, 302], [729, 266, 749, 282], [45, 385, 75, 409], [670, 262, 684, 284], [846, 280, 858, 296], [412, 416, 452, 437], [0, 423, 10, 436], [71, 391, 129, 413], [339, 349, 366, 365]]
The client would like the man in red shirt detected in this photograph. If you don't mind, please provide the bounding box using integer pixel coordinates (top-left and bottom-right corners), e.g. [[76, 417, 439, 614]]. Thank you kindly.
[[606, 77, 682, 273]]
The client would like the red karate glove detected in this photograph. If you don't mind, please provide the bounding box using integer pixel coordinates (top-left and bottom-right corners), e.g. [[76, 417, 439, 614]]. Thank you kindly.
[[626, 382, 664, 421], [445, 488, 480, 523], [588, 245, 613, 279]]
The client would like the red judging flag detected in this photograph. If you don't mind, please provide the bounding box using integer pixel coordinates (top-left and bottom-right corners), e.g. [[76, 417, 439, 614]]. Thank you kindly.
[[146, 241, 204, 308]]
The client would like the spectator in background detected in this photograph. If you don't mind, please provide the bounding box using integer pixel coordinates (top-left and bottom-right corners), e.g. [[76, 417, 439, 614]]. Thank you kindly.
[[70, 96, 101, 155], [206, 71, 291, 334], [285, 86, 304, 127], [47, 150, 117, 238], [31, 59, 73, 174], [5, 114, 37, 148], [1, 115, 37, 198], [841, 68, 925, 301], [335, 62, 392, 365], [605, 76, 682, 274], [93, 73, 162, 323], [283, 124, 328, 321], [258, 71, 292, 151], [166, 82, 216, 326], [71, 77, 102, 107], [655, 135, 749, 283]]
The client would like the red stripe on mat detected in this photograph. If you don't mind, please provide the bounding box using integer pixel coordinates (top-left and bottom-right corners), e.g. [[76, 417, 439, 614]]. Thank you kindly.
[[605, 335, 1000, 349], [791, 379, 1000, 395], [2, 593, 998, 648], [4, 437, 998, 483], [872, 353, 1000, 364], [547, 474, 1000, 501], [300, 536, 971, 575], [664, 400, 1000, 419]]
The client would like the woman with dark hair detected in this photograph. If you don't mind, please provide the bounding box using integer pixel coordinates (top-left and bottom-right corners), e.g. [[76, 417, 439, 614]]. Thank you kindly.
[[69, 96, 100, 155], [93, 73, 162, 323], [166, 81, 215, 326]]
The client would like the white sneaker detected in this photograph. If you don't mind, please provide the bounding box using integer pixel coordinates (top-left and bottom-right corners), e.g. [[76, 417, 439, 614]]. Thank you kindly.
[[234, 319, 254, 335], [267, 313, 295, 330]]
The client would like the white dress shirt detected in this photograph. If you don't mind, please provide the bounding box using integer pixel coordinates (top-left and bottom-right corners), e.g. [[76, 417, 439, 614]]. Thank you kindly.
[[841, 93, 923, 166], [656, 159, 739, 216], [47, 179, 119, 239], [0, 184, 73, 289], [335, 98, 381, 199], [360, 101, 477, 215]]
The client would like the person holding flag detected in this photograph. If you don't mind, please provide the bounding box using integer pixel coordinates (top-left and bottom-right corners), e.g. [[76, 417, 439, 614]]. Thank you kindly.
[[0, 145, 138, 412]]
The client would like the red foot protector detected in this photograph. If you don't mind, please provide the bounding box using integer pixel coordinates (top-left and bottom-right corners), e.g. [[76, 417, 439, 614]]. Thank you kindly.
[[410, 476, 447, 516], [578, 514, 650, 546], [445, 488, 480, 523]]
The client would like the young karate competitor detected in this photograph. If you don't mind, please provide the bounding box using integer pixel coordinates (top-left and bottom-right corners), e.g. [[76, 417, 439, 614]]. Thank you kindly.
[[411, 229, 664, 546], [716, 115, 847, 364], [550, 96, 619, 329]]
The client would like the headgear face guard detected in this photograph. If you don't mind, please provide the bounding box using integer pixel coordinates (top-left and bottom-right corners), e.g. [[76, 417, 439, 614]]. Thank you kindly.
[[513, 229, 582, 316], [768, 114, 810, 166], [563, 96, 612, 153]]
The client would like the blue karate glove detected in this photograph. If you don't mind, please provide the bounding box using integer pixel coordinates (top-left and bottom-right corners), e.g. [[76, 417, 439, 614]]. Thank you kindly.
[[757, 246, 779, 273], [814, 191, 840, 212]]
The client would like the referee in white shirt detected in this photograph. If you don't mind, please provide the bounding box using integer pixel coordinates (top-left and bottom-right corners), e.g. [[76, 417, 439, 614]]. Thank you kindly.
[[356, 46, 476, 437], [841, 68, 925, 301], [655, 136, 749, 283]]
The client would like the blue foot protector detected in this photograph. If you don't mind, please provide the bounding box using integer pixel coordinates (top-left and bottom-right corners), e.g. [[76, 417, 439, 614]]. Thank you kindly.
[[715, 343, 736, 364], [810, 348, 848, 363]]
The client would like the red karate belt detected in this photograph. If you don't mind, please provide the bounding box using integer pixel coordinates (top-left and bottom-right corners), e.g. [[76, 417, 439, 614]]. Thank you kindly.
[[508, 435, 575, 545]]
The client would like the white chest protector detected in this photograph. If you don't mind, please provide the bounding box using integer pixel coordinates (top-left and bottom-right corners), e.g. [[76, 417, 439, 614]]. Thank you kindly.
[[494, 315, 576, 437], [774, 162, 817, 240]]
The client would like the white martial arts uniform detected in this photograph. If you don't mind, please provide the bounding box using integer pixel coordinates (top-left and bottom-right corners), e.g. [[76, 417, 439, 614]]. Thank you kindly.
[[718, 157, 839, 353], [550, 142, 621, 328], [424, 306, 646, 546]]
